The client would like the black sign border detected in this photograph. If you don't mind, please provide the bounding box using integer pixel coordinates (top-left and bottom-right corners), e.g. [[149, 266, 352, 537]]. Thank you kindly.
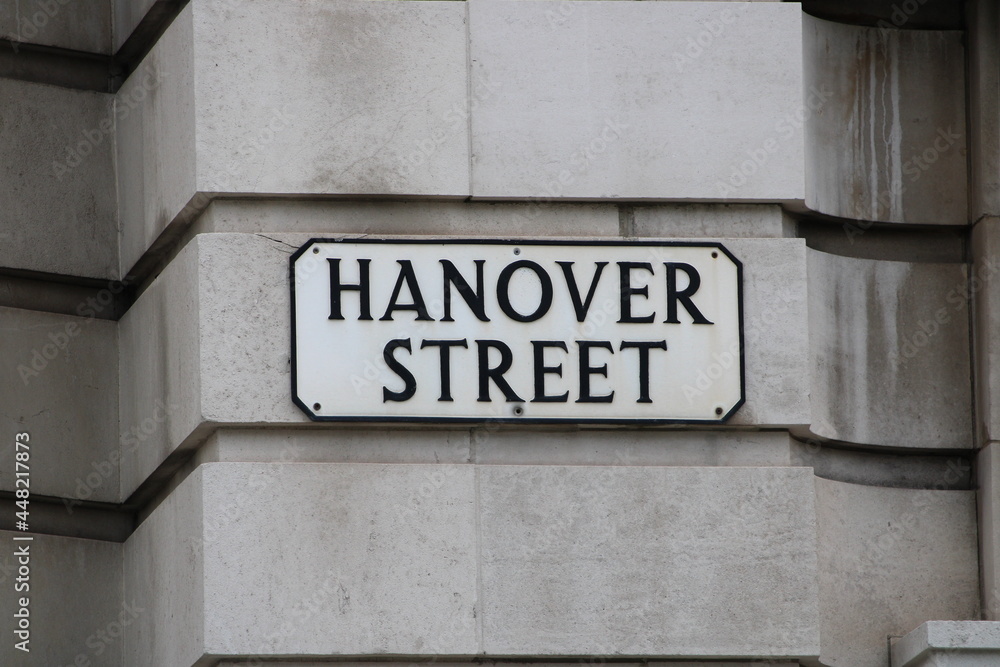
[[290, 238, 745, 425]]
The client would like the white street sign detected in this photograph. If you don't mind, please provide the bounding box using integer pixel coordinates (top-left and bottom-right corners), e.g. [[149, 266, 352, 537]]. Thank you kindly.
[[290, 238, 743, 423]]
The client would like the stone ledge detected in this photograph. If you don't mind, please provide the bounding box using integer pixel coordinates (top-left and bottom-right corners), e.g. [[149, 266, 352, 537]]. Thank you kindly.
[[892, 621, 1000, 666], [125, 462, 820, 664]]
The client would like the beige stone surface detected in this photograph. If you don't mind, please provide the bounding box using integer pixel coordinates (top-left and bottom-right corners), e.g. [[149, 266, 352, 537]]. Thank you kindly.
[[0, 306, 118, 503], [200, 463, 479, 657], [892, 621, 1000, 667], [632, 204, 793, 238], [472, 429, 792, 466], [194, 0, 469, 197], [116, 2, 196, 279], [0, 531, 123, 666], [196, 428, 791, 469], [119, 1, 471, 275], [0, 78, 117, 279], [199, 428, 473, 466], [815, 478, 980, 667], [726, 237, 810, 427], [968, 0, 1000, 220], [981, 443, 1000, 620], [469, 1, 805, 201], [973, 218, 1000, 445], [478, 465, 820, 657], [195, 199, 620, 239], [808, 249, 972, 449], [804, 15, 967, 224], [127, 462, 819, 662], [977, 221, 1000, 622], [125, 463, 479, 663], [0, 0, 112, 54], [123, 465, 204, 667], [118, 239, 203, 501]]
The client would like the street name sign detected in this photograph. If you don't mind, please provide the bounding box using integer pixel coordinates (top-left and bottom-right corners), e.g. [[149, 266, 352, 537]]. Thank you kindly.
[[290, 238, 744, 424]]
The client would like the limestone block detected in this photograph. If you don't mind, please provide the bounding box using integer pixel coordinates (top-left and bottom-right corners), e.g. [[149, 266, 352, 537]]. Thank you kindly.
[[201, 463, 478, 657], [478, 465, 820, 658], [127, 462, 818, 663], [124, 463, 479, 664], [967, 0, 1000, 220], [119, 230, 809, 496], [803, 14, 966, 224], [469, 1, 804, 201], [0, 78, 117, 278], [115, 3, 196, 279], [118, 0, 470, 274], [726, 237, 809, 427], [0, 0, 112, 54], [981, 443, 1000, 620], [199, 428, 473, 466], [118, 240, 202, 501], [972, 218, 1000, 444], [631, 204, 793, 238], [815, 478, 979, 667], [194, 0, 469, 197], [473, 429, 792, 467], [0, 306, 118, 503], [123, 465, 204, 667], [195, 199, 620, 239], [808, 249, 972, 449], [0, 531, 123, 666], [198, 428, 790, 469], [892, 621, 1000, 667]]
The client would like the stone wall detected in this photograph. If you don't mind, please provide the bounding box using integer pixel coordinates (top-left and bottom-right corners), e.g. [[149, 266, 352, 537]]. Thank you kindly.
[[0, 1, 996, 666]]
